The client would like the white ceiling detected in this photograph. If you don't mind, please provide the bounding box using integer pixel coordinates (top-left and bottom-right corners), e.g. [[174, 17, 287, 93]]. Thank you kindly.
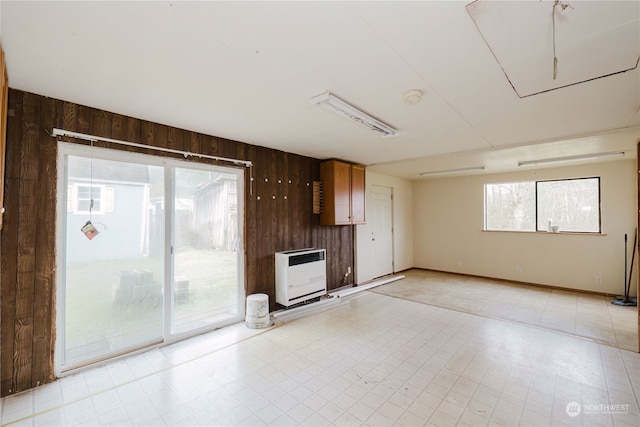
[[2, 0, 639, 180]]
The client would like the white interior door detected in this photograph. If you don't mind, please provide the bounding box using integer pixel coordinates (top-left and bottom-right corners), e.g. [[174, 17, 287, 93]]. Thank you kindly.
[[356, 185, 393, 283]]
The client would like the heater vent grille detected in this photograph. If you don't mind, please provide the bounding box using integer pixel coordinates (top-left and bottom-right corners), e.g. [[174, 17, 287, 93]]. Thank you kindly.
[[313, 181, 322, 214]]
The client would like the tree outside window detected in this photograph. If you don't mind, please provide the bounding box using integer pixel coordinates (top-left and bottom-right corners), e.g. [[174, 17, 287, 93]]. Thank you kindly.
[[485, 177, 600, 233]]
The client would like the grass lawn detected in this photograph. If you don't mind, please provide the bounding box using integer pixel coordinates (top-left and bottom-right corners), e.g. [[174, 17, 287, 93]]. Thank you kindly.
[[64, 249, 240, 364]]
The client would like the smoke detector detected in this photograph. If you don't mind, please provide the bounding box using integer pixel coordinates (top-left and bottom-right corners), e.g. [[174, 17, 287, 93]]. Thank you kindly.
[[403, 90, 423, 105]]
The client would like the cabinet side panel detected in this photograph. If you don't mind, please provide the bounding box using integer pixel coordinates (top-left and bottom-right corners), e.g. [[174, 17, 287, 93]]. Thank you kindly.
[[320, 161, 337, 224], [351, 165, 366, 224], [332, 161, 352, 225]]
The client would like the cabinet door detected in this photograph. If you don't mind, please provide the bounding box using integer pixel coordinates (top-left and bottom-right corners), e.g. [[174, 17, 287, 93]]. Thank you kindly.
[[350, 165, 366, 224], [320, 160, 352, 225]]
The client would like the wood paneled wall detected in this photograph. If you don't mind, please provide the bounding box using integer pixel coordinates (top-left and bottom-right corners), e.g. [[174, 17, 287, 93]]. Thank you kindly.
[[0, 89, 355, 396], [0, 45, 7, 231]]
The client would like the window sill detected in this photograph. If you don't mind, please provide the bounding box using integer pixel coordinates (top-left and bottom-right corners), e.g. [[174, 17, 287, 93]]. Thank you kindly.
[[482, 230, 607, 236]]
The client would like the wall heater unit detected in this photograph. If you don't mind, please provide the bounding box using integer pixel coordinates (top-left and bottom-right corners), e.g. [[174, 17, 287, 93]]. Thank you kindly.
[[275, 248, 327, 307]]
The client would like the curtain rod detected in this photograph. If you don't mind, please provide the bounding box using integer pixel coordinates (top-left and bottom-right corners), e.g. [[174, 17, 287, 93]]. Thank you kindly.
[[51, 128, 253, 168]]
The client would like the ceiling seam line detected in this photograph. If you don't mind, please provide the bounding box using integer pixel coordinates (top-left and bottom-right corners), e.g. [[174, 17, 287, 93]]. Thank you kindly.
[[356, 13, 494, 150]]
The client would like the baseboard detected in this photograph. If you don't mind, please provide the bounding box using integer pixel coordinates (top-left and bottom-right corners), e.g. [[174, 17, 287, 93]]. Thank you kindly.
[[410, 267, 625, 298]]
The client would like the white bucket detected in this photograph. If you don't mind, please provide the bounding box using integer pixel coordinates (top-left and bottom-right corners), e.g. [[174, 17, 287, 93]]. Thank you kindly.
[[245, 293, 271, 329]]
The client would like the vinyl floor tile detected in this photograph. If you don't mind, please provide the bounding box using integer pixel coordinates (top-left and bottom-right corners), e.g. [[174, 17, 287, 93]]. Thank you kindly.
[[373, 269, 638, 351], [1, 276, 639, 427]]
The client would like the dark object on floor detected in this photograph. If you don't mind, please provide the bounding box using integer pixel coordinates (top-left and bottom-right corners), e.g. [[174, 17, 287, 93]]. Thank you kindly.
[[612, 296, 637, 306], [612, 229, 637, 307]]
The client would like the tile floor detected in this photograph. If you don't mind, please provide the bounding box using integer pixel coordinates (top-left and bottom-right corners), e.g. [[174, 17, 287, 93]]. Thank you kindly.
[[1, 271, 640, 426], [373, 269, 638, 352]]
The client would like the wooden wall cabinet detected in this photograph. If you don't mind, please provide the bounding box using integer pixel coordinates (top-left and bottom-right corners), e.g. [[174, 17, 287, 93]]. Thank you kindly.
[[320, 159, 365, 225]]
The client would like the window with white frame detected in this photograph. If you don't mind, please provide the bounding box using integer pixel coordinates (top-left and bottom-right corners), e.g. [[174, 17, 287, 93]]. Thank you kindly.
[[70, 184, 114, 214], [484, 177, 601, 233]]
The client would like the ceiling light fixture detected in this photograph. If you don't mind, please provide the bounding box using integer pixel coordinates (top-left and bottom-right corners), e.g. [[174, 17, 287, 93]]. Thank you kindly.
[[419, 166, 486, 177], [518, 151, 625, 167], [310, 91, 399, 137]]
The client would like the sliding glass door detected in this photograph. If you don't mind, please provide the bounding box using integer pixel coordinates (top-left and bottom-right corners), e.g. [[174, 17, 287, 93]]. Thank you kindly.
[[171, 167, 242, 335], [57, 143, 244, 373]]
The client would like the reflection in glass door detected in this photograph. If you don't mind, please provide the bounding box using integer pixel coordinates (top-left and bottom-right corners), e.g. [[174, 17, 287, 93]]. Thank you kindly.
[[58, 144, 244, 373], [171, 167, 242, 335], [61, 153, 165, 370]]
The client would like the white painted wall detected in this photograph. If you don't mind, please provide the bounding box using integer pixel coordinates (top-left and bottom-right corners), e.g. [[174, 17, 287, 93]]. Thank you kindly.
[[356, 171, 414, 284], [413, 159, 637, 296]]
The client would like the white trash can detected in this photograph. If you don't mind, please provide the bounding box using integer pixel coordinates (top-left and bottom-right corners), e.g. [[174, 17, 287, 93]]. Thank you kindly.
[[245, 293, 271, 329]]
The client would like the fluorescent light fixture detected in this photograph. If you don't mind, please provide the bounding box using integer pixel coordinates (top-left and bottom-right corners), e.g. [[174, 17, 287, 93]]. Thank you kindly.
[[310, 91, 398, 137], [518, 151, 625, 167], [419, 166, 485, 177]]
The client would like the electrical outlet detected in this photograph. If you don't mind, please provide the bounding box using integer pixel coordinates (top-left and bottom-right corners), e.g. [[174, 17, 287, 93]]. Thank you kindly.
[[595, 276, 602, 284], [516, 266, 522, 273]]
